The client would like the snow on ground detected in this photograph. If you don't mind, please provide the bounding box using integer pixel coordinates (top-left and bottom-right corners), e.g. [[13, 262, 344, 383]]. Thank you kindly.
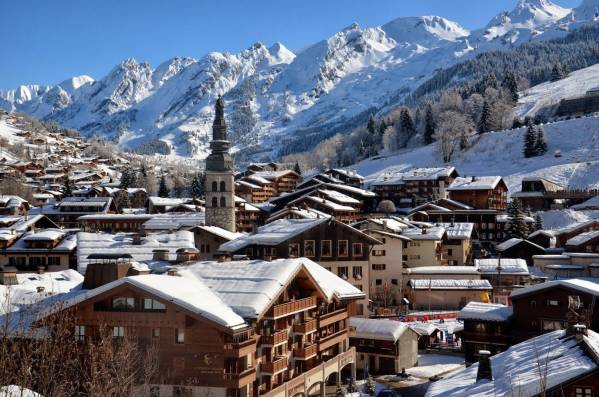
[[541, 208, 599, 229], [356, 116, 599, 194], [516, 63, 599, 118]]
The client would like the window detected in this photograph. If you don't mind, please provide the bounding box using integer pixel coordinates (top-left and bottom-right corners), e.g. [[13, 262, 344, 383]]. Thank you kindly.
[[372, 250, 386, 256], [353, 284, 363, 291], [220, 197, 226, 207], [352, 243, 363, 257], [264, 247, 277, 257], [409, 242, 421, 247], [173, 386, 192, 397], [575, 387, 593, 397], [391, 279, 398, 285], [75, 325, 85, 342], [546, 299, 559, 307], [211, 197, 218, 207], [48, 257, 60, 266], [175, 328, 185, 344], [289, 243, 299, 258], [304, 240, 315, 257], [220, 181, 226, 192], [143, 298, 166, 311], [112, 297, 135, 311], [150, 386, 160, 397], [337, 266, 349, 279], [352, 266, 362, 279], [211, 181, 218, 192], [338, 240, 348, 257], [542, 320, 564, 331], [152, 328, 160, 339], [113, 326, 125, 338], [321, 240, 332, 257], [409, 255, 421, 260], [375, 279, 382, 286], [447, 249, 453, 256], [372, 264, 386, 271]]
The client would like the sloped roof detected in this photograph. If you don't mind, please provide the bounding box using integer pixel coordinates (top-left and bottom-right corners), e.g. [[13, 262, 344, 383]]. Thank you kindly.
[[458, 302, 513, 322], [350, 317, 410, 342], [474, 258, 529, 275], [511, 278, 599, 299], [447, 176, 503, 191]]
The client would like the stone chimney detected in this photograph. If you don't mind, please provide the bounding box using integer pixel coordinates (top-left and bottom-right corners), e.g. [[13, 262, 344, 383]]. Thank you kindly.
[[152, 249, 170, 261], [476, 350, 493, 382], [571, 324, 588, 342], [176, 248, 199, 263]]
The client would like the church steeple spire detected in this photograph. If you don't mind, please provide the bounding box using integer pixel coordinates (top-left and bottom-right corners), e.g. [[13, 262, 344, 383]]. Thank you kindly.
[[206, 96, 233, 172], [213, 95, 227, 141]]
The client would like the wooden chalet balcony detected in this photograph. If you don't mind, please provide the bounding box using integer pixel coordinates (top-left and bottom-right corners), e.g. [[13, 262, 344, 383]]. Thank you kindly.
[[317, 308, 347, 328], [224, 368, 256, 388], [261, 329, 288, 346], [261, 356, 288, 375], [294, 343, 318, 360], [318, 329, 348, 351], [293, 318, 317, 334], [224, 336, 257, 357], [266, 296, 317, 319]]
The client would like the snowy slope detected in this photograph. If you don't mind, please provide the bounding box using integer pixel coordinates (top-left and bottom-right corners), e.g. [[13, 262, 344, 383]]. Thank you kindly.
[[356, 116, 599, 194], [516, 62, 599, 118], [0, 0, 592, 161]]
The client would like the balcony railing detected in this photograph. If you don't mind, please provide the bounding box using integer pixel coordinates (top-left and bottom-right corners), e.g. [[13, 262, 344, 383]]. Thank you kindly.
[[223, 368, 256, 388], [317, 308, 347, 328], [261, 356, 288, 375], [266, 296, 317, 319], [318, 329, 348, 351], [224, 336, 257, 357], [293, 319, 317, 334], [261, 329, 288, 346], [294, 343, 318, 360]]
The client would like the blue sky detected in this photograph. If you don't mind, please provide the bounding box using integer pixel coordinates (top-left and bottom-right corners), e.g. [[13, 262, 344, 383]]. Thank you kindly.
[[0, 0, 581, 90]]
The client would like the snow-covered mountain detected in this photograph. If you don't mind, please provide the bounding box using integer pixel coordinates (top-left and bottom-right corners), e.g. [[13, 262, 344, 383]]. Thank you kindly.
[[1, 0, 595, 161]]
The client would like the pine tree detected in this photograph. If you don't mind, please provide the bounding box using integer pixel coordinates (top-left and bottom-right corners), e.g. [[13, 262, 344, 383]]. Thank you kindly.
[[424, 104, 435, 145], [502, 71, 519, 102], [335, 385, 346, 397], [534, 212, 544, 231], [534, 126, 548, 155], [63, 177, 72, 197], [140, 163, 148, 177], [158, 175, 169, 198], [523, 121, 537, 158], [294, 162, 302, 175], [119, 168, 137, 189], [190, 173, 205, 198], [367, 115, 376, 135], [551, 62, 566, 82], [399, 108, 416, 140], [478, 101, 492, 134], [347, 378, 357, 393], [505, 200, 530, 240]]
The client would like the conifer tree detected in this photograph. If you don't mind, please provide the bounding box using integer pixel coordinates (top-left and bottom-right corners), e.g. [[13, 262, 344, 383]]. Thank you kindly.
[[424, 104, 435, 145], [158, 175, 169, 198], [505, 200, 530, 240], [294, 162, 302, 175], [63, 177, 73, 197], [502, 71, 519, 102], [534, 126, 548, 155], [478, 101, 492, 134], [399, 108, 416, 143], [367, 115, 376, 135], [190, 173, 205, 198], [534, 212, 544, 231], [523, 121, 537, 158], [365, 376, 376, 396], [551, 62, 567, 81]]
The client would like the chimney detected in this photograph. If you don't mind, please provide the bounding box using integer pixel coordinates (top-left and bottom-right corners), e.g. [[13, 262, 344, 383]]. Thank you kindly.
[[476, 350, 493, 382], [132, 234, 141, 245], [152, 249, 170, 261], [176, 248, 199, 263], [571, 324, 588, 342]]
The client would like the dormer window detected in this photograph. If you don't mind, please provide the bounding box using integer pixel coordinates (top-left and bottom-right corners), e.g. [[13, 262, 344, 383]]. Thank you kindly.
[[112, 297, 135, 311], [143, 298, 166, 311]]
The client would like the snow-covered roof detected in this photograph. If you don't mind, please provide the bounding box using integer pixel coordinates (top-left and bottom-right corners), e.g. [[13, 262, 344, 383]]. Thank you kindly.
[[496, 238, 543, 252], [511, 278, 599, 299], [447, 176, 503, 191], [571, 195, 599, 210], [409, 279, 492, 290], [349, 317, 410, 342], [566, 230, 599, 246], [76, 231, 195, 274], [175, 258, 364, 319], [425, 329, 599, 397], [458, 302, 513, 322], [404, 266, 480, 275], [401, 227, 445, 240], [325, 183, 376, 198], [474, 258, 529, 275], [65, 275, 247, 330], [78, 214, 154, 221], [192, 225, 245, 241], [438, 223, 474, 240], [372, 167, 456, 185], [316, 189, 361, 204], [22, 229, 65, 241], [142, 212, 205, 231]]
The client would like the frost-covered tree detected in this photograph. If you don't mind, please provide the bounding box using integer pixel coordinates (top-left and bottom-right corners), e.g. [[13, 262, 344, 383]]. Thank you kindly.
[[502, 71, 519, 102], [190, 173, 205, 198], [478, 101, 493, 134], [534, 212, 544, 232], [294, 162, 302, 175], [523, 121, 538, 158], [551, 62, 567, 81], [435, 111, 474, 162], [63, 177, 73, 197], [158, 175, 169, 198], [424, 104, 436, 145], [119, 168, 137, 189], [505, 200, 530, 240], [398, 108, 416, 145], [534, 126, 548, 156], [367, 115, 376, 135], [365, 376, 376, 396]]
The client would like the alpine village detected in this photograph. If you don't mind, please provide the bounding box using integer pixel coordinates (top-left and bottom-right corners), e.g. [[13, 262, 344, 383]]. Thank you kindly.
[[4, 1, 599, 396]]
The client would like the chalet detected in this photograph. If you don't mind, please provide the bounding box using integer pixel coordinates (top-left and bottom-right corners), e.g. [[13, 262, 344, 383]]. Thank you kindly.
[[426, 326, 599, 397], [371, 167, 458, 206], [533, 252, 599, 279], [218, 218, 381, 315], [286, 192, 360, 223], [496, 238, 545, 265], [407, 278, 492, 311], [235, 198, 266, 233], [512, 177, 564, 210], [189, 225, 245, 261], [236, 180, 270, 203], [510, 279, 599, 342], [528, 229, 557, 248], [323, 169, 364, 188], [458, 302, 513, 363], [400, 226, 446, 267], [553, 220, 599, 248], [54, 258, 363, 397], [78, 214, 154, 233], [565, 230, 599, 253], [37, 197, 115, 228], [447, 176, 508, 210], [438, 222, 474, 266], [237, 170, 302, 202], [0, 195, 29, 216], [474, 258, 531, 304], [0, 229, 77, 271], [266, 207, 331, 224], [349, 317, 418, 374]]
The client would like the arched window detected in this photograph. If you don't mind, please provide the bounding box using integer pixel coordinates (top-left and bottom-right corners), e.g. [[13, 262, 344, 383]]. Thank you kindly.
[[220, 197, 226, 207], [220, 181, 226, 192], [212, 197, 218, 207], [211, 181, 218, 192]]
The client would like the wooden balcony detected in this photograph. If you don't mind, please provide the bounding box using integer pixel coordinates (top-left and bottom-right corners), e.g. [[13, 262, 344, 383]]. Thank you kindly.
[[317, 308, 347, 328], [261, 356, 288, 375], [294, 343, 318, 360], [293, 318, 317, 334], [266, 296, 317, 319], [261, 329, 288, 346], [318, 329, 348, 351], [224, 368, 256, 388], [224, 336, 257, 357]]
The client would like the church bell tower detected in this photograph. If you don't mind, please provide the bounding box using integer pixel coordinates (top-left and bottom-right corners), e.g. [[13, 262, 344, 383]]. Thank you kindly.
[[205, 96, 236, 232]]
